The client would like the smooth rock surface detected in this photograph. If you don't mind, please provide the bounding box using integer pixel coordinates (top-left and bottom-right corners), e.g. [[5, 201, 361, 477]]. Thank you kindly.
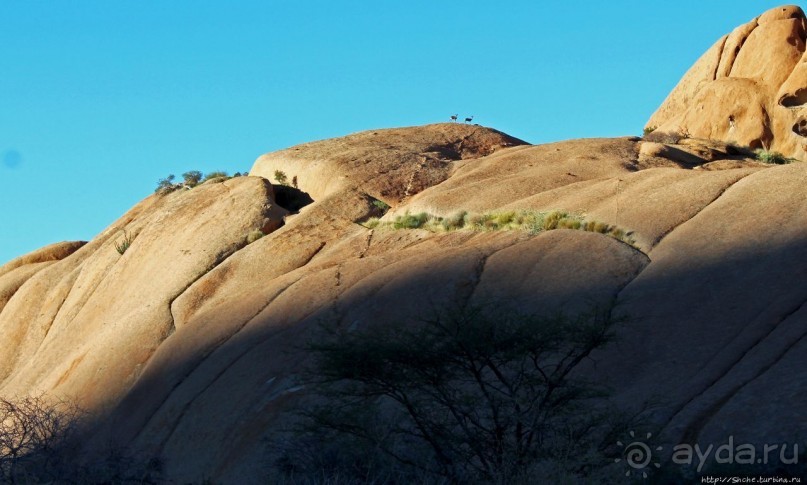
[[647, 5, 807, 160]]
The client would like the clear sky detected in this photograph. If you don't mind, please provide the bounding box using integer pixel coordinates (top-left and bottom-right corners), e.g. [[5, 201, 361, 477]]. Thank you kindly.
[[0, 1, 797, 265]]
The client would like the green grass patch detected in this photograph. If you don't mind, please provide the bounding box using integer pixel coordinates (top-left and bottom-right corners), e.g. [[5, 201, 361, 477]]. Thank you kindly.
[[441, 211, 467, 231], [245, 229, 265, 244], [114, 230, 135, 255], [372, 199, 390, 212], [393, 212, 430, 229], [371, 210, 636, 247], [203, 171, 231, 183], [274, 170, 289, 185], [755, 149, 797, 165], [363, 217, 381, 229]]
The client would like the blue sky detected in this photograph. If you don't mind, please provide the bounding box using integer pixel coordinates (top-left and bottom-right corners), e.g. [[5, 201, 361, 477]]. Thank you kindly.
[[0, 1, 795, 264]]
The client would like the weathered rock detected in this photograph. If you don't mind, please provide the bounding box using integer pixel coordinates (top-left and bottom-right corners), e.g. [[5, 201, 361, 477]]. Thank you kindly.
[[3, 7, 807, 476], [390, 137, 638, 215], [1, 118, 804, 482], [0, 261, 55, 314], [0, 240, 85, 279], [0, 177, 286, 409], [589, 162, 807, 450], [250, 123, 527, 206], [647, 5, 807, 160], [639, 141, 708, 165]]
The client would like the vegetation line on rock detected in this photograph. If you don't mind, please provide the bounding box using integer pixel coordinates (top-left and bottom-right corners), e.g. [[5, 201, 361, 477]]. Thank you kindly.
[[364, 209, 637, 247], [154, 170, 246, 195]]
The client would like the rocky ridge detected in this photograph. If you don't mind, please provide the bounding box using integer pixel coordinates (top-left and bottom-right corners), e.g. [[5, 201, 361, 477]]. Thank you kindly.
[[1, 6, 806, 483]]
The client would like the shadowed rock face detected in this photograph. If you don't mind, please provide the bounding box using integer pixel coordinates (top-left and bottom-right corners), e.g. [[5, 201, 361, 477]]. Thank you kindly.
[[647, 5, 807, 160], [1, 121, 805, 482]]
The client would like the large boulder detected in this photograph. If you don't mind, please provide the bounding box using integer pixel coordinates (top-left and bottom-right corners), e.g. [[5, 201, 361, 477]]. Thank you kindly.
[[0, 177, 287, 408], [647, 5, 807, 160], [250, 123, 526, 206]]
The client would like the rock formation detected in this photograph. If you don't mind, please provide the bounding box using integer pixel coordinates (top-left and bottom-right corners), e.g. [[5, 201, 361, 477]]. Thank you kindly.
[[647, 5, 807, 160], [1, 6, 806, 484]]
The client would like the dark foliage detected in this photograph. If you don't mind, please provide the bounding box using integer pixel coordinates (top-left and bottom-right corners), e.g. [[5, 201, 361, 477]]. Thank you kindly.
[[271, 301, 631, 483], [0, 396, 163, 484]]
